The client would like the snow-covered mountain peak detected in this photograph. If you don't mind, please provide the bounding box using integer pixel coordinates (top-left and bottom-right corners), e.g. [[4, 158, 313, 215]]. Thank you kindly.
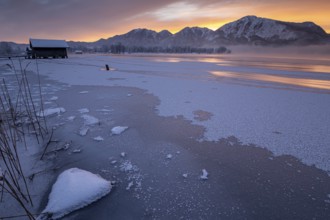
[[216, 15, 328, 44]]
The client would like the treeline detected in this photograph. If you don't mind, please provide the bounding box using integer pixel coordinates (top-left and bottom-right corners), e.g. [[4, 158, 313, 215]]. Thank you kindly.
[[69, 43, 231, 54], [0, 42, 23, 56]]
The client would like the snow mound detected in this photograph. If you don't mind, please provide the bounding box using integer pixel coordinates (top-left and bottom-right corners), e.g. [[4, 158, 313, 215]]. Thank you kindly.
[[38, 168, 111, 220], [37, 107, 65, 117], [111, 126, 128, 135]]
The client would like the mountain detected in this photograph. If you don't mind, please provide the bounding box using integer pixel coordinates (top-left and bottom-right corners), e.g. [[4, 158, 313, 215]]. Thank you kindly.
[[104, 28, 171, 47], [67, 16, 329, 50], [164, 27, 215, 47], [214, 15, 329, 45]]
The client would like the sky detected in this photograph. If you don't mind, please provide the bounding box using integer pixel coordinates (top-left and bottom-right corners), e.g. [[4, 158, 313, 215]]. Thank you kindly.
[[0, 0, 329, 43]]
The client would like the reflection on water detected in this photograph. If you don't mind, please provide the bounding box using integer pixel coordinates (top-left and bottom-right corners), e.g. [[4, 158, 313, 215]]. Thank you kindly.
[[210, 71, 330, 90], [147, 53, 330, 91], [149, 54, 330, 74], [217, 60, 330, 74]]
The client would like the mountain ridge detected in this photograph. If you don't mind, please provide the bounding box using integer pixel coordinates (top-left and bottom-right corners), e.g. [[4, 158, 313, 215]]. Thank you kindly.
[[67, 15, 329, 50], [2, 15, 330, 53]]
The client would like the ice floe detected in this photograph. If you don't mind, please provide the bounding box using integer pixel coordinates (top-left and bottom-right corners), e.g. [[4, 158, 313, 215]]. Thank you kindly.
[[38, 168, 111, 219]]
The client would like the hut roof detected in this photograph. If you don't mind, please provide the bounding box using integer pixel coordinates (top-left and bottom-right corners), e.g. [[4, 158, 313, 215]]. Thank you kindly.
[[30, 39, 69, 48]]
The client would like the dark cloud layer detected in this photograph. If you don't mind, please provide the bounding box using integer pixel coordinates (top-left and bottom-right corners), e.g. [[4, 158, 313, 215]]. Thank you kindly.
[[0, 0, 329, 43]]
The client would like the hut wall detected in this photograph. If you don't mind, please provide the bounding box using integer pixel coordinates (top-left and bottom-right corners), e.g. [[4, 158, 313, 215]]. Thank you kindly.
[[32, 48, 68, 58]]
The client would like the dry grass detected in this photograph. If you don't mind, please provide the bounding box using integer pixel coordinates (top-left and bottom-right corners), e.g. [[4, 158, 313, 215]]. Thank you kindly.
[[0, 58, 48, 219]]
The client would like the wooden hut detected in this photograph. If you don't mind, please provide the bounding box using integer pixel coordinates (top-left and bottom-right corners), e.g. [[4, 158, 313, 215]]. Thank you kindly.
[[28, 38, 69, 59]]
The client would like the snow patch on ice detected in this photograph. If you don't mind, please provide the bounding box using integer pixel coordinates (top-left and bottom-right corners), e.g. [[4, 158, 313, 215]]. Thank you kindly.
[[166, 154, 173, 159], [67, 116, 76, 121], [78, 108, 90, 114], [93, 136, 104, 141], [37, 107, 65, 117], [81, 114, 99, 126], [111, 126, 128, 135], [96, 109, 112, 112], [126, 181, 134, 190], [200, 169, 208, 180], [72, 149, 82, 153], [120, 161, 138, 172], [79, 91, 89, 94], [38, 168, 111, 219], [50, 96, 58, 101], [119, 161, 142, 191]]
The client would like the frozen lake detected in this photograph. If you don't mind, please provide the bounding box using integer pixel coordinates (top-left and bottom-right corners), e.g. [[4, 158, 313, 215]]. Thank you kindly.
[[1, 53, 330, 219], [36, 53, 330, 171]]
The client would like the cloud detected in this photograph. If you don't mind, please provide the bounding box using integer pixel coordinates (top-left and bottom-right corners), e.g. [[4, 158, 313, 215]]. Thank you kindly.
[[151, 1, 200, 21]]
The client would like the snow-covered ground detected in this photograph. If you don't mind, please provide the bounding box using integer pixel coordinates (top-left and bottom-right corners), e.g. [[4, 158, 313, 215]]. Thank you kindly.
[[1, 53, 330, 219]]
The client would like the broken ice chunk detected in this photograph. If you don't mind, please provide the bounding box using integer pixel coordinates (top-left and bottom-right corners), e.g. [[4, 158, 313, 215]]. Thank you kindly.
[[78, 108, 90, 114], [79, 126, 89, 136], [37, 107, 66, 117], [50, 96, 58, 101], [81, 114, 99, 126], [111, 126, 128, 135], [93, 136, 104, 141], [200, 169, 208, 180]]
